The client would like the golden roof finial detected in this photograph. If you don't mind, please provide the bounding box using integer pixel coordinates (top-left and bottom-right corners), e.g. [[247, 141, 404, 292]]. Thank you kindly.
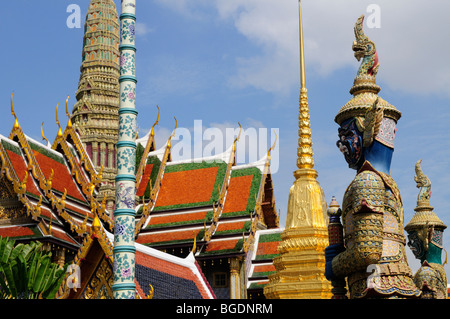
[[58, 188, 67, 209], [65, 96, 72, 129], [49, 212, 53, 235], [11, 91, 19, 129], [56, 103, 63, 138], [192, 232, 197, 254], [267, 129, 278, 159], [147, 284, 154, 299], [21, 171, 28, 193], [151, 105, 161, 137], [167, 116, 178, 149], [92, 214, 101, 233], [233, 122, 242, 153], [295, 0, 315, 172], [41, 121, 50, 147]]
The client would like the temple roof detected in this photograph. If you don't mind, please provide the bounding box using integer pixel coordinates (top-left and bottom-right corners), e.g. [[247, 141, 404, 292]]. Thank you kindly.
[[135, 136, 280, 260], [57, 216, 215, 299], [0, 100, 113, 252], [246, 228, 282, 292]]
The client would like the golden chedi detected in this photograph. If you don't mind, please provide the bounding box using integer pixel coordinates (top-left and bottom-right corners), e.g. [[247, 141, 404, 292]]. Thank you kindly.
[[264, 0, 332, 299]]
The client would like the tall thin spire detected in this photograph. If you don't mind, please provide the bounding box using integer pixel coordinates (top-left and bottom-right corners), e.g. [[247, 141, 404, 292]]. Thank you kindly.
[[71, 0, 121, 212], [299, 2, 306, 90], [264, 0, 332, 299], [296, 0, 314, 171], [112, 0, 138, 299]]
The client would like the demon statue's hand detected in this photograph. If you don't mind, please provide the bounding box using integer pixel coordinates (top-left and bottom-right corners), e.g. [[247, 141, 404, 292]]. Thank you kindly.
[[325, 243, 345, 281]]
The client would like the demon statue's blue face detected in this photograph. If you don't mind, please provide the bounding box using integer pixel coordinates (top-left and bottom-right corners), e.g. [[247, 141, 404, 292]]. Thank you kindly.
[[336, 119, 363, 170], [407, 231, 426, 261]]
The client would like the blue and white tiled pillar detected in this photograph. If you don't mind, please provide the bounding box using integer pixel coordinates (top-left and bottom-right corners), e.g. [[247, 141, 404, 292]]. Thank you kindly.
[[113, 0, 138, 299]]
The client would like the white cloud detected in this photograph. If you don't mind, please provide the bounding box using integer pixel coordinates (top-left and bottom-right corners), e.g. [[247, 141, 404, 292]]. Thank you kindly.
[[135, 22, 154, 36], [213, 0, 450, 97]]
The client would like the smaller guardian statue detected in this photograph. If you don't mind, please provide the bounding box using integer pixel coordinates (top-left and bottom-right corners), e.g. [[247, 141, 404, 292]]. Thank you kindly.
[[405, 160, 448, 299]]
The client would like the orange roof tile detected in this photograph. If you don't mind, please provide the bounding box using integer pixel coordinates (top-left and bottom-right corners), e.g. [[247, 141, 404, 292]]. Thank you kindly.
[[155, 166, 219, 208], [252, 264, 276, 274], [5, 150, 41, 197], [50, 228, 79, 246], [222, 175, 253, 214], [33, 151, 85, 202], [136, 163, 154, 197], [256, 241, 279, 257], [0, 226, 36, 238], [215, 221, 247, 233], [137, 229, 201, 245], [204, 238, 240, 253], [148, 211, 209, 228]]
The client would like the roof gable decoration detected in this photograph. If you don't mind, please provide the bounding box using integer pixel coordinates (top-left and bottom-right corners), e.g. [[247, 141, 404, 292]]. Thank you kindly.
[[246, 228, 283, 291], [57, 213, 215, 299], [0, 137, 47, 223], [56, 214, 114, 299], [201, 135, 278, 256], [203, 124, 241, 242], [135, 117, 176, 235], [135, 105, 160, 187], [47, 97, 113, 230], [53, 97, 102, 193], [8, 93, 49, 192], [2, 93, 103, 235], [61, 96, 103, 186]]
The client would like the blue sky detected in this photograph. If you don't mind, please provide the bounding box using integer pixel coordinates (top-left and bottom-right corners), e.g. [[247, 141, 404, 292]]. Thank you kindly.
[[1, 0, 450, 276]]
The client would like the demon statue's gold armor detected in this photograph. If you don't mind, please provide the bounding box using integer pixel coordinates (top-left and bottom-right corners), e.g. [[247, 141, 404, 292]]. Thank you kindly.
[[405, 160, 447, 299], [324, 15, 421, 298]]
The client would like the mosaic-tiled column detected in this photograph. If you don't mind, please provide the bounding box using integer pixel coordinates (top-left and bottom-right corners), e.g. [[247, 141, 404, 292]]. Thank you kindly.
[[113, 0, 138, 299]]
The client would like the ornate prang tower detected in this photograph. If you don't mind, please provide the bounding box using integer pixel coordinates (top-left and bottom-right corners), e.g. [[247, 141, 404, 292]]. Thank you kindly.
[[71, 0, 121, 212], [264, 0, 332, 299]]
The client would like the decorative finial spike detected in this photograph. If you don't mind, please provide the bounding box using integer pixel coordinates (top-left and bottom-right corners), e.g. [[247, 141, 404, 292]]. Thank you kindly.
[[167, 117, 178, 149], [295, 0, 315, 170], [41, 121, 50, 147], [56, 103, 63, 138], [192, 233, 197, 254], [233, 122, 242, 152], [298, 0, 306, 89], [11, 91, 19, 129], [65, 96, 72, 129], [268, 129, 278, 158], [150, 105, 160, 137]]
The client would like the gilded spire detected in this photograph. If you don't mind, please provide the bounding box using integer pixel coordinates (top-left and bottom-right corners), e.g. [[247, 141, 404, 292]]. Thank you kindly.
[[296, 0, 314, 171], [264, 0, 331, 299]]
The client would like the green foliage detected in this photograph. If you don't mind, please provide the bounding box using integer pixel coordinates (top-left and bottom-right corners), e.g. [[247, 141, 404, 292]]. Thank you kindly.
[[0, 237, 68, 299]]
